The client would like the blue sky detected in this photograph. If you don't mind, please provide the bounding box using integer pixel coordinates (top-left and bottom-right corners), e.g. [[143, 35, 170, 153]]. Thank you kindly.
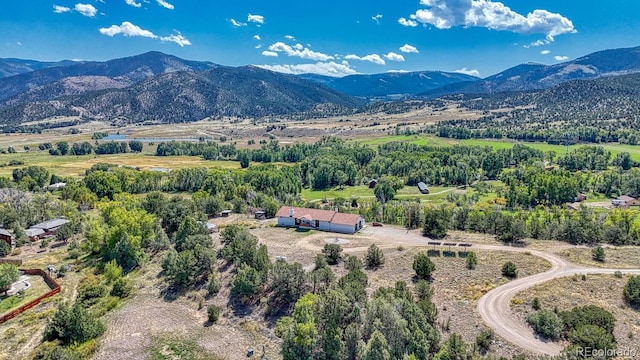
[[1, 0, 639, 78]]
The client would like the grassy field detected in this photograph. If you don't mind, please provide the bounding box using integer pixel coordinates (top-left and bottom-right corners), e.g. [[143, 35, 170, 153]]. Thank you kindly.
[[0, 151, 241, 178], [300, 184, 454, 202], [352, 134, 640, 161]]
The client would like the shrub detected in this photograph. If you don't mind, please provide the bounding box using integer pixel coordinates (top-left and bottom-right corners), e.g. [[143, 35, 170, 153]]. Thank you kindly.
[[44, 302, 105, 345], [365, 244, 385, 269], [475, 329, 493, 354], [0, 240, 10, 257], [57, 264, 70, 278], [502, 261, 518, 278], [344, 255, 363, 271], [414, 279, 434, 301], [413, 252, 436, 279], [614, 271, 623, 278], [532, 297, 541, 311], [623, 275, 640, 308], [568, 325, 616, 351], [207, 305, 220, 323], [560, 305, 616, 335], [591, 245, 605, 262], [322, 244, 343, 265], [527, 309, 564, 340], [207, 273, 221, 295], [110, 278, 132, 298], [466, 251, 477, 270]]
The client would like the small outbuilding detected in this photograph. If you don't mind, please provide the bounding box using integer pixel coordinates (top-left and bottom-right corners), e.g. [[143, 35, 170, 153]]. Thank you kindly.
[[368, 179, 378, 189], [25, 228, 45, 241], [220, 210, 232, 217], [0, 228, 13, 246], [417, 182, 430, 194], [254, 210, 266, 220]]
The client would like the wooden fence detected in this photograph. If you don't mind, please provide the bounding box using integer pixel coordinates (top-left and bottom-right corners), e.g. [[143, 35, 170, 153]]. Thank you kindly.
[[0, 269, 61, 324], [0, 258, 23, 266]]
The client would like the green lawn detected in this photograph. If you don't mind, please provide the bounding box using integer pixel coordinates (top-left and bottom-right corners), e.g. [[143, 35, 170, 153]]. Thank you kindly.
[[0, 274, 52, 314]]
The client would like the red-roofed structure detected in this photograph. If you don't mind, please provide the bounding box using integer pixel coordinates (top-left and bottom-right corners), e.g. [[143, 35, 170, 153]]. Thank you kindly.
[[276, 206, 365, 234]]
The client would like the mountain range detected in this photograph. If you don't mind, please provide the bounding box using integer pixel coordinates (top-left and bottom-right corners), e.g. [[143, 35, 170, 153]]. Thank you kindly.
[[0, 45, 639, 126]]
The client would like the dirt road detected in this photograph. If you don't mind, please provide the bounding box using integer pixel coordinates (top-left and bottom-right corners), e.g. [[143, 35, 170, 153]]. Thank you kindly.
[[291, 227, 640, 356]]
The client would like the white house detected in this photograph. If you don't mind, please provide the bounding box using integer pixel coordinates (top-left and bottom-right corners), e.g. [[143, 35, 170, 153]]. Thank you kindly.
[[276, 206, 365, 234]]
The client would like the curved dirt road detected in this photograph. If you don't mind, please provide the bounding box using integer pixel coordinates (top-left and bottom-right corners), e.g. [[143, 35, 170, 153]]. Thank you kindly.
[[289, 228, 640, 356], [477, 248, 640, 356]]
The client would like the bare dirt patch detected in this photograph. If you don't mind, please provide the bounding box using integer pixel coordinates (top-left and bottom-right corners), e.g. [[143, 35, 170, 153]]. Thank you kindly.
[[556, 246, 640, 269]]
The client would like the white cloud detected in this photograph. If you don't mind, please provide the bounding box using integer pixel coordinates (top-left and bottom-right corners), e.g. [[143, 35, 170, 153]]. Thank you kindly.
[[230, 19, 247, 27], [99, 21, 157, 38], [268, 42, 334, 61], [256, 61, 357, 77], [248, 13, 264, 24], [384, 52, 405, 62], [399, 44, 419, 53], [345, 53, 385, 65], [74, 3, 97, 17], [125, 0, 142, 8], [455, 67, 480, 77], [407, 0, 575, 41], [554, 55, 569, 61], [398, 17, 418, 27], [261, 51, 279, 57], [372, 14, 383, 24], [53, 5, 71, 13], [253, 35, 261, 40], [157, 0, 174, 10], [284, 35, 296, 41], [525, 39, 548, 48], [99, 22, 191, 47], [540, 50, 551, 55], [160, 33, 191, 47]]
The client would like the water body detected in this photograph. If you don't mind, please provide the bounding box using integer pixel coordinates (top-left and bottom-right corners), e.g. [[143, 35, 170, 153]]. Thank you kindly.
[[101, 134, 202, 142]]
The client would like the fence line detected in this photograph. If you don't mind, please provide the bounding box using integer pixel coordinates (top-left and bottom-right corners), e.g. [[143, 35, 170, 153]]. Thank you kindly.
[[0, 269, 61, 324]]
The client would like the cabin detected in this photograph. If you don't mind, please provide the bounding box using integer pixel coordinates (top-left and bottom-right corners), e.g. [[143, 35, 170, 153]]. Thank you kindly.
[[368, 179, 378, 189], [0, 228, 13, 247], [254, 210, 267, 220], [574, 193, 587, 202], [25, 228, 45, 242], [417, 182, 430, 194], [612, 195, 635, 207], [276, 206, 365, 234], [30, 218, 70, 237], [220, 210, 232, 217]]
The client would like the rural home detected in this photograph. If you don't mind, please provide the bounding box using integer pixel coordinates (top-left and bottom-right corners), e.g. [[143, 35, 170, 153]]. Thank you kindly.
[[29, 218, 70, 237], [276, 206, 365, 234], [0, 228, 13, 246], [417, 182, 430, 194], [612, 195, 636, 207]]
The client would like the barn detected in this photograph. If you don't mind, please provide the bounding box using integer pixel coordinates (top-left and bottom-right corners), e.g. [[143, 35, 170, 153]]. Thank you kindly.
[[276, 206, 365, 234]]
